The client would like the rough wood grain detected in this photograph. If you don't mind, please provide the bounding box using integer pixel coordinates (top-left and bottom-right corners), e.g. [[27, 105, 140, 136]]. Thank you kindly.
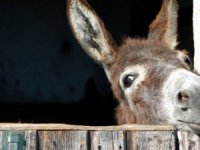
[[65, 131, 88, 150], [127, 131, 176, 150], [0, 131, 2, 150], [0, 123, 175, 131], [25, 130, 37, 150], [1, 131, 25, 150], [90, 131, 126, 150], [178, 131, 200, 150], [38, 131, 88, 150]]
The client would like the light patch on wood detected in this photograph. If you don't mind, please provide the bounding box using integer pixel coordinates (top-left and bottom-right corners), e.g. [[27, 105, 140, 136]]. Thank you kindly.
[[177, 131, 200, 150], [90, 131, 126, 150], [0, 123, 175, 131], [193, 0, 200, 73], [25, 130, 37, 150], [127, 131, 176, 150]]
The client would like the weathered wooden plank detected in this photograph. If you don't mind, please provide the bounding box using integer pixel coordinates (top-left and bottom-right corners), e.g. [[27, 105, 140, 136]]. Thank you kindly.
[[0, 131, 3, 150], [0, 130, 36, 150], [193, 0, 200, 73], [1, 131, 25, 150], [177, 131, 200, 150], [127, 131, 176, 150], [0, 123, 175, 131], [38, 131, 88, 150], [25, 130, 37, 150], [65, 131, 88, 150], [90, 131, 126, 150]]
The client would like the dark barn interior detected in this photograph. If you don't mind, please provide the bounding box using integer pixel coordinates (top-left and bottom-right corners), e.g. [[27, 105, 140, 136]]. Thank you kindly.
[[0, 0, 193, 125]]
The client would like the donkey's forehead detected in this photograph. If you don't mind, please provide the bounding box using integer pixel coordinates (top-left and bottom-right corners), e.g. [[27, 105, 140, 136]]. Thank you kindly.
[[117, 39, 176, 59], [116, 39, 186, 65], [110, 39, 187, 78]]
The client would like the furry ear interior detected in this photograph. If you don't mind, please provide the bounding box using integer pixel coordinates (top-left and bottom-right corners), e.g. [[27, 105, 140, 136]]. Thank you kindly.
[[148, 0, 178, 50], [67, 0, 116, 64]]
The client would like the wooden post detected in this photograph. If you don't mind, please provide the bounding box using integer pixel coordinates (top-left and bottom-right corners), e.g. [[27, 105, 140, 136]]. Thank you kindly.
[[177, 131, 200, 150], [193, 0, 200, 73]]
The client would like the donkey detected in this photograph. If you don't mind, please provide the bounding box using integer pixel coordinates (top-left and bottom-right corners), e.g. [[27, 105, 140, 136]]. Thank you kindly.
[[67, 0, 200, 132]]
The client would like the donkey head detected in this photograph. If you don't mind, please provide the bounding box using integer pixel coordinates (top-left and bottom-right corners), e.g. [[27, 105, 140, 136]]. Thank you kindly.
[[67, 0, 200, 132]]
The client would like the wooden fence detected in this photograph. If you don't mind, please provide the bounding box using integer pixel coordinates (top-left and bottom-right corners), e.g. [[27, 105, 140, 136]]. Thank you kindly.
[[0, 123, 199, 150]]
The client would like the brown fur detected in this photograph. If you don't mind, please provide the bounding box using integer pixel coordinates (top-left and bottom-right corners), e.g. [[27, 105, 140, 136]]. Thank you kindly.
[[67, 0, 192, 125], [148, 0, 178, 49], [110, 39, 190, 124]]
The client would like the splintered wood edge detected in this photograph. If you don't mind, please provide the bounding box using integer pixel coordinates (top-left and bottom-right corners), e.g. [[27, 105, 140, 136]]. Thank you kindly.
[[0, 123, 175, 131]]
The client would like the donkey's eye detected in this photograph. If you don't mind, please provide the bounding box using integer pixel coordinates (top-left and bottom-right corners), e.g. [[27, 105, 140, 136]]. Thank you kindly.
[[123, 74, 138, 88], [184, 56, 191, 66]]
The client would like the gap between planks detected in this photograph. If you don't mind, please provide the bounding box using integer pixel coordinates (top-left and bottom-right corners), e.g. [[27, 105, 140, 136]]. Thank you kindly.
[[0, 123, 175, 131]]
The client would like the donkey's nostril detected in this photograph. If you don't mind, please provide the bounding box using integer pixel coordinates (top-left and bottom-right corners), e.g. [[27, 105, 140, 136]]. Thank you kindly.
[[181, 107, 188, 111], [177, 91, 190, 103]]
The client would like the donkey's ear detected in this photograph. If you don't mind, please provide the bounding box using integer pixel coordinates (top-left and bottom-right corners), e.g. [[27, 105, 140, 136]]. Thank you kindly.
[[148, 0, 178, 50], [67, 0, 116, 64]]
